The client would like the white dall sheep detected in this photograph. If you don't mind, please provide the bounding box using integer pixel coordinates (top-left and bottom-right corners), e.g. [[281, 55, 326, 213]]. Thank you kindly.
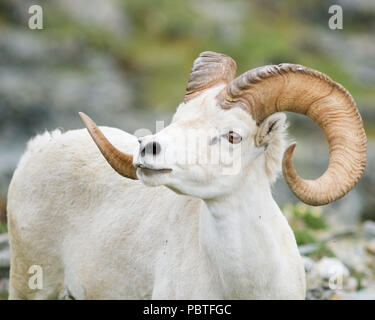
[[7, 52, 367, 300]]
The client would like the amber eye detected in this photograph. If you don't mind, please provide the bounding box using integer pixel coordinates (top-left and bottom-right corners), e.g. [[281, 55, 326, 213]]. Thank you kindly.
[[227, 131, 242, 144]]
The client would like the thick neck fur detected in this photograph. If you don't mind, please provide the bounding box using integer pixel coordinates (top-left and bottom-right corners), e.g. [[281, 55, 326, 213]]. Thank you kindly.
[[199, 155, 286, 299]]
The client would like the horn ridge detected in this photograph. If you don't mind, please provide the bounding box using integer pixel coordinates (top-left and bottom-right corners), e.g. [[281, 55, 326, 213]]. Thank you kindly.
[[221, 63, 367, 206], [184, 51, 237, 103]]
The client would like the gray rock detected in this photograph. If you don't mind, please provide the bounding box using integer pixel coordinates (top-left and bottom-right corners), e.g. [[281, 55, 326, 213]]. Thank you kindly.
[[301, 256, 315, 273], [190, 0, 247, 42], [316, 257, 349, 281], [336, 288, 375, 300], [0, 234, 10, 268], [313, 31, 375, 86], [0, 25, 173, 198], [363, 220, 375, 238], [337, 0, 375, 15], [0, 247, 10, 268], [0, 233, 9, 251], [0, 278, 9, 296], [0, 196, 6, 225], [328, 239, 372, 275], [365, 239, 375, 255], [298, 244, 319, 256], [343, 277, 358, 292], [56, 0, 130, 37], [306, 286, 335, 300]]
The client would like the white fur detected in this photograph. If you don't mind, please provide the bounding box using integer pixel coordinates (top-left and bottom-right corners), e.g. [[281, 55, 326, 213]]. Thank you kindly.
[[7, 86, 305, 299]]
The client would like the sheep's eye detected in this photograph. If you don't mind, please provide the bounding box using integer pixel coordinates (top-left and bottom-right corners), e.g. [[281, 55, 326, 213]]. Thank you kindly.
[[227, 131, 242, 144]]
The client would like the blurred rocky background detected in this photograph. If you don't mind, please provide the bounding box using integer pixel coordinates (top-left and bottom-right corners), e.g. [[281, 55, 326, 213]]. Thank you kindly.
[[0, 0, 374, 299]]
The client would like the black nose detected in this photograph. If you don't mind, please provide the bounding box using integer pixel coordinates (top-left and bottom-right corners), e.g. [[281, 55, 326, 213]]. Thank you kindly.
[[141, 141, 161, 157]]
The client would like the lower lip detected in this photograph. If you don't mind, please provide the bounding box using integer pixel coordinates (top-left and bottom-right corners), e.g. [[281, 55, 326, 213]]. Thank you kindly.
[[140, 168, 172, 176]]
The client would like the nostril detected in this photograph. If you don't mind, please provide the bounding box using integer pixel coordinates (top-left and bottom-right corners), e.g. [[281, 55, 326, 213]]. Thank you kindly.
[[151, 141, 161, 156], [142, 141, 161, 157]]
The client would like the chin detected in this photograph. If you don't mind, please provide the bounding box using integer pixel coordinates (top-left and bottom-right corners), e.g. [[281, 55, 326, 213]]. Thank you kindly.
[[137, 168, 171, 187], [166, 180, 226, 200]]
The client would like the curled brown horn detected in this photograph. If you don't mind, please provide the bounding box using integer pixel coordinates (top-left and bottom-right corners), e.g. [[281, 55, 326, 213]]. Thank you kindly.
[[220, 63, 367, 206], [184, 51, 237, 103], [79, 112, 138, 180]]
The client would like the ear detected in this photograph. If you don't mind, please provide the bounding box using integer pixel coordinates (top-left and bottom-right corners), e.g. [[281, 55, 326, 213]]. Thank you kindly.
[[255, 113, 287, 148], [255, 113, 288, 183]]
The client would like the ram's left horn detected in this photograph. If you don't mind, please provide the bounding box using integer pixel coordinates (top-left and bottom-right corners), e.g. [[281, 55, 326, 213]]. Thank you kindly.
[[79, 112, 138, 180]]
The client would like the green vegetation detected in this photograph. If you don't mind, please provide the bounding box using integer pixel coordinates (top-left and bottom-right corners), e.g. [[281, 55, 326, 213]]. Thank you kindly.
[[283, 202, 327, 232], [0, 222, 7, 234], [0, 292, 8, 300], [35, 0, 375, 115], [283, 202, 334, 259]]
